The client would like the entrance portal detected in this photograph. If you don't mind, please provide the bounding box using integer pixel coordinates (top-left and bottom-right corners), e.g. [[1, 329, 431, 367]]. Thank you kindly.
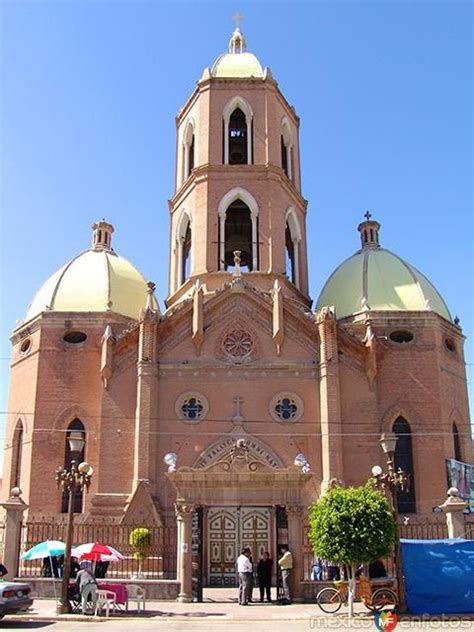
[[207, 506, 271, 586]]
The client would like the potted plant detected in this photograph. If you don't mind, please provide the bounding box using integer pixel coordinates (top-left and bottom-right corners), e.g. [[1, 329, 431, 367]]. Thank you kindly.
[[129, 527, 152, 578]]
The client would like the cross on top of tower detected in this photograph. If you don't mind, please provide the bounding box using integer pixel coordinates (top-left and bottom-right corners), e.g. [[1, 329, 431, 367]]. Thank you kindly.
[[233, 13, 243, 28], [364, 210, 372, 221]]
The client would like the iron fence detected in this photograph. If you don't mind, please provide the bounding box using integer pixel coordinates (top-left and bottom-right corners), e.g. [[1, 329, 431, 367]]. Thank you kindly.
[[466, 519, 474, 540], [18, 521, 177, 579]]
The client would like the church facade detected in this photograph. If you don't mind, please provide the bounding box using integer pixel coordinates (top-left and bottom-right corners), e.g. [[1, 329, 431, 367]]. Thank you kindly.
[[3, 27, 472, 597]]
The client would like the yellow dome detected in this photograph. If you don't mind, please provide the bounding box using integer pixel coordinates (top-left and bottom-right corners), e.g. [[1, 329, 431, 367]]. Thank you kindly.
[[211, 52, 264, 78], [26, 221, 156, 321], [316, 217, 451, 321]]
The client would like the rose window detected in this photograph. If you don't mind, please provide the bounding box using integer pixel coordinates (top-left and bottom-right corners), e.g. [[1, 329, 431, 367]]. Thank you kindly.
[[275, 397, 299, 421], [222, 329, 254, 359], [181, 397, 204, 421]]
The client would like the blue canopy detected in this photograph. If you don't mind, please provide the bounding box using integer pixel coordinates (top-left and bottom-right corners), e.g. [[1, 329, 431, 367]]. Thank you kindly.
[[401, 538, 474, 614]]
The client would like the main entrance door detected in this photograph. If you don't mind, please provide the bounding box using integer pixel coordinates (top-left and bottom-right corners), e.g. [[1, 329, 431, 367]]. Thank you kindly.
[[207, 506, 271, 586]]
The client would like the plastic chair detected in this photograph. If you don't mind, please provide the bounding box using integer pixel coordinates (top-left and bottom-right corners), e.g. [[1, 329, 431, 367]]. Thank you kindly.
[[126, 584, 146, 612], [95, 589, 116, 617]]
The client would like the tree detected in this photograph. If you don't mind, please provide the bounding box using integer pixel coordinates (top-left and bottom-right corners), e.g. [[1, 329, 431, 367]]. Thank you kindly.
[[308, 482, 396, 616], [129, 527, 152, 577]]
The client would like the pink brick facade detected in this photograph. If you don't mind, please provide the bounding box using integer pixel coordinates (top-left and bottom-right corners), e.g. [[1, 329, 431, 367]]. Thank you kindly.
[[2, 30, 472, 592]]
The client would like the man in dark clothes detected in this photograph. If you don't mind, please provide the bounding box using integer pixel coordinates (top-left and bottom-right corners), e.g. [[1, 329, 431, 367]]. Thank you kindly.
[[257, 551, 273, 602]]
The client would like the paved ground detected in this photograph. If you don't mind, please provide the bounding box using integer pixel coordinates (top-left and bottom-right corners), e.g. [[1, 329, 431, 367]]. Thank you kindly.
[[3, 589, 474, 631]]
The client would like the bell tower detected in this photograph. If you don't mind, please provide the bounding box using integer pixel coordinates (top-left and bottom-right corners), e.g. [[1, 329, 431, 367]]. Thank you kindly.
[[167, 25, 310, 307]]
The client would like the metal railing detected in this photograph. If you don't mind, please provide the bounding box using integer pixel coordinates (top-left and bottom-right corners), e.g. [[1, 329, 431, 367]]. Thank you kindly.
[[18, 520, 177, 579]]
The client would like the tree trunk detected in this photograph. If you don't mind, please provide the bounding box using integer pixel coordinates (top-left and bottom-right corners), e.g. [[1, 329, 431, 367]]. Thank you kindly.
[[347, 564, 357, 618]]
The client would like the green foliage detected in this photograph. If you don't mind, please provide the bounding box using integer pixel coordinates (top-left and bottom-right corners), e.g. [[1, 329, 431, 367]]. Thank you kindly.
[[308, 482, 396, 566], [129, 527, 152, 560]]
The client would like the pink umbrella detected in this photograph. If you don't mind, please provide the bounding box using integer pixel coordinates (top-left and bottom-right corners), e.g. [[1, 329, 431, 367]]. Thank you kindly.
[[71, 542, 124, 562]]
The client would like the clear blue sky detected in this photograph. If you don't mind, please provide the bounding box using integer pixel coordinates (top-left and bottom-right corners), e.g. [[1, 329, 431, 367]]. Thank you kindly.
[[1, 0, 472, 468]]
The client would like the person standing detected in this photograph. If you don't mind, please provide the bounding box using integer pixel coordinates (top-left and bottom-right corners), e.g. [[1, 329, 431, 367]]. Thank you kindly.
[[257, 552, 273, 602], [236, 547, 253, 605], [278, 545, 293, 604], [75, 561, 98, 615]]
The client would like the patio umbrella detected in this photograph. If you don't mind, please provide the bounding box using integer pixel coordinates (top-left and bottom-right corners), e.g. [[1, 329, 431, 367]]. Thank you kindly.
[[22, 540, 66, 601], [22, 540, 66, 560], [71, 542, 124, 562]]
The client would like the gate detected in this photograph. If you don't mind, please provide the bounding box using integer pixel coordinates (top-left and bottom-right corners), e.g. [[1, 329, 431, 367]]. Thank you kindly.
[[207, 506, 271, 586]]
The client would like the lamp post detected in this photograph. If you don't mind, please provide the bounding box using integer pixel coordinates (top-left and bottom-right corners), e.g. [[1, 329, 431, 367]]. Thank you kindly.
[[371, 431, 409, 613], [55, 431, 93, 614]]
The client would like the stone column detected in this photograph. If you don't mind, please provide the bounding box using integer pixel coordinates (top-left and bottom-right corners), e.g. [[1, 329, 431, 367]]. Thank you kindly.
[[0, 488, 28, 579], [175, 501, 195, 603], [438, 487, 467, 538], [286, 504, 304, 602]]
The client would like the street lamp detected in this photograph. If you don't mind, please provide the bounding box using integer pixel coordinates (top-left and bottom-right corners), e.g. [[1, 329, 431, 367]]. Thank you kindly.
[[55, 431, 93, 614], [371, 431, 410, 613]]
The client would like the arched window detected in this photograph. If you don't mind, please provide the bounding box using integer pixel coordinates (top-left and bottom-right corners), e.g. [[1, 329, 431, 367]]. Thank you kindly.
[[182, 120, 195, 183], [61, 419, 86, 514], [223, 97, 253, 165], [285, 208, 301, 288], [228, 108, 247, 164], [224, 200, 253, 271], [280, 118, 293, 180], [218, 188, 259, 273], [453, 422, 462, 462], [176, 211, 192, 287], [11, 420, 24, 489], [393, 417, 416, 513]]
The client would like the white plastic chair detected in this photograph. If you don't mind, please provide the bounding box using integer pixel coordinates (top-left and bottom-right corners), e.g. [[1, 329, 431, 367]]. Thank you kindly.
[[95, 589, 116, 617], [126, 584, 146, 612]]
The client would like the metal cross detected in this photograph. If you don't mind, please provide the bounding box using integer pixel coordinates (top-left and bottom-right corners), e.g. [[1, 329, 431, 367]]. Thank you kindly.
[[364, 210, 372, 221], [233, 13, 243, 28]]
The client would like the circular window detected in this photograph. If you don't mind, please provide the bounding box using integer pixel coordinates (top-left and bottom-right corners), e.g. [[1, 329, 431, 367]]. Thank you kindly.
[[63, 331, 87, 344], [175, 392, 209, 423], [445, 338, 456, 353], [389, 330, 414, 344], [222, 329, 254, 360], [270, 392, 303, 423], [20, 338, 31, 354]]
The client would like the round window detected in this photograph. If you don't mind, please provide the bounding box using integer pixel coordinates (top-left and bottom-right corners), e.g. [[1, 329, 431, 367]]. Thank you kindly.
[[389, 330, 414, 344], [63, 331, 87, 344], [175, 392, 209, 423], [20, 338, 32, 354], [444, 338, 456, 353], [270, 392, 303, 423]]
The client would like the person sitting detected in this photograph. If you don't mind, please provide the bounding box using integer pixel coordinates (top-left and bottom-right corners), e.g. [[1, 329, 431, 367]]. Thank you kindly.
[[95, 560, 109, 578]]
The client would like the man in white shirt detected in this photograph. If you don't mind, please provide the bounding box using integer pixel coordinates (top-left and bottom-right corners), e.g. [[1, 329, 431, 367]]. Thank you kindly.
[[236, 547, 253, 605], [278, 545, 293, 604]]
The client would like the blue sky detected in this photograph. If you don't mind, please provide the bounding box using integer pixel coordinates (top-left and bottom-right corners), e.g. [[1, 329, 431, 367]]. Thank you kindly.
[[0, 0, 472, 468]]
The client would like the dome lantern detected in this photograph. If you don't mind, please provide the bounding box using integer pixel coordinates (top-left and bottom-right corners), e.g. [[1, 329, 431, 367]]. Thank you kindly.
[[357, 211, 380, 249], [229, 13, 246, 54], [92, 219, 114, 251]]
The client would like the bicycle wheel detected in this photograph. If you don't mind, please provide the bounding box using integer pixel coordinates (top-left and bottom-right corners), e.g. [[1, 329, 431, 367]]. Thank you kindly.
[[316, 587, 343, 614], [370, 588, 398, 613]]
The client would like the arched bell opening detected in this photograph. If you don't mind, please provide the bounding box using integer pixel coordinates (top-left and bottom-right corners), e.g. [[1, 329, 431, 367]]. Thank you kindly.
[[223, 200, 254, 272]]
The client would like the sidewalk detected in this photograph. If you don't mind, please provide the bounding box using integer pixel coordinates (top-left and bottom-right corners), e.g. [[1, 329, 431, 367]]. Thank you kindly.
[[13, 592, 371, 622]]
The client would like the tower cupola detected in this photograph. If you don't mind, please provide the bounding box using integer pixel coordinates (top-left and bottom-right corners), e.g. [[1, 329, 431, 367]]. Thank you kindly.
[[357, 211, 380, 249], [92, 219, 114, 251], [228, 26, 247, 54]]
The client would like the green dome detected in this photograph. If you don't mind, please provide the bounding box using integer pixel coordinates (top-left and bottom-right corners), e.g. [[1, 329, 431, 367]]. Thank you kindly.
[[316, 219, 451, 321]]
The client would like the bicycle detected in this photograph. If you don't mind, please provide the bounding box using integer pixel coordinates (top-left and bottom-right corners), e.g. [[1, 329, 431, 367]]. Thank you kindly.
[[316, 576, 397, 614]]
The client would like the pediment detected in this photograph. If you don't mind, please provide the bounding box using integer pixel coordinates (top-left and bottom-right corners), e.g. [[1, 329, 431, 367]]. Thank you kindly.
[[157, 283, 318, 361], [193, 434, 285, 473]]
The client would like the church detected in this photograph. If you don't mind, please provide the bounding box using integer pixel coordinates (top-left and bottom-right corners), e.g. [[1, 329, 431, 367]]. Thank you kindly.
[[3, 25, 472, 598]]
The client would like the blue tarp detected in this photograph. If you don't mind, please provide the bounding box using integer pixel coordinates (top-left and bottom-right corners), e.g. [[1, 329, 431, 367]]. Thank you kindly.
[[401, 538, 474, 614]]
